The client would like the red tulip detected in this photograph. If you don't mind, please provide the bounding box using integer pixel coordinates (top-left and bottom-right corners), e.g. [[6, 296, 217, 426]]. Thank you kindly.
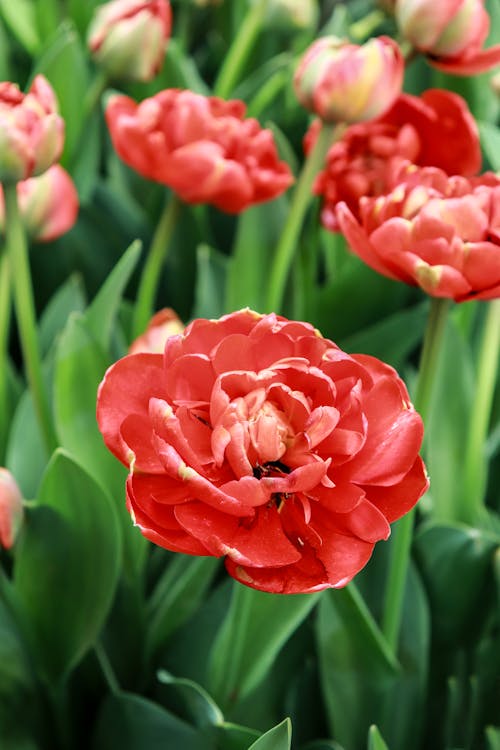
[[305, 89, 481, 231], [395, 0, 500, 74], [337, 164, 500, 302], [0, 165, 78, 242], [105, 89, 293, 213], [293, 35, 404, 124], [87, 0, 172, 82], [0, 469, 23, 550], [0, 75, 64, 183], [97, 309, 428, 594], [129, 308, 184, 354]]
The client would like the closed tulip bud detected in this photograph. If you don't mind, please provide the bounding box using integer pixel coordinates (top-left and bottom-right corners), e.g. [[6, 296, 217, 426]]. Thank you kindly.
[[129, 308, 184, 354], [87, 0, 172, 82], [294, 35, 404, 124], [395, 0, 500, 74], [0, 469, 23, 550], [265, 0, 319, 31], [0, 165, 79, 242], [0, 75, 64, 183]]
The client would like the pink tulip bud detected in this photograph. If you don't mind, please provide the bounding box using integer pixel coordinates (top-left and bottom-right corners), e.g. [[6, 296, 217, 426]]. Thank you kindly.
[[0, 469, 23, 550], [294, 35, 404, 124], [87, 0, 172, 82], [395, 0, 500, 74], [0, 165, 79, 242], [129, 308, 184, 354], [265, 0, 319, 31], [0, 75, 64, 183]]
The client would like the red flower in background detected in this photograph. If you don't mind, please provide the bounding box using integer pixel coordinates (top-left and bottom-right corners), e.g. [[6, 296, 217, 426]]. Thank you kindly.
[[105, 90, 293, 213], [306, 89, 481, 231], [129, 308, 184, 354], [97, 309, 428, 594], [337, 164, 500, 302], [395, 0, 500, 75]]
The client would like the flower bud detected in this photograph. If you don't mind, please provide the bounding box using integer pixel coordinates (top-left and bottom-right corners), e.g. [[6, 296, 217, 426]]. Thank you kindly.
[[265, 0, 319, 31], [0, 469, 23, 549], [87, 0, 172, 82], [294, 35, 404, 124], [395, 0, 500, 74], [129, 308, 184, 354], [0, 75, 64, 183], [0, 165, 79, 242]]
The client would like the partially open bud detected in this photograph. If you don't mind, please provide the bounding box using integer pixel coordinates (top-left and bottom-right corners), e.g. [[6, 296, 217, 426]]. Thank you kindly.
[[0, 469, 23, 550], [294, 35, 404, 124], [0, 165, 79, 242], [87, 0, 172, 82], [265, 0, 319, 31], [0, 75, 64, 184], [395, 0, 500, 74]]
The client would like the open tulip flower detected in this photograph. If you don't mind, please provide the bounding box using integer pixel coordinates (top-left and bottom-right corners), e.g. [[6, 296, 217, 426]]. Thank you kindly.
[[337, 164, 500, 302], [0, 75, 64, 183], [395, 0, 500, 74], [306, 89, 481, 232], [105, 89, 294, 213], [97, 309, 428, 594]]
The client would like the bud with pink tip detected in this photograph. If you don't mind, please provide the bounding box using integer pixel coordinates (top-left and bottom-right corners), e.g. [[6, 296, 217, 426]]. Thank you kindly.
[[0, 469, 23, 549]]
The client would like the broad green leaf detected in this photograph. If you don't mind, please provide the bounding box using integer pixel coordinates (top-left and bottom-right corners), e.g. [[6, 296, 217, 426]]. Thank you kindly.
[[159, 38, 210, 95], [34, 0, 61, 41], [191, 244, 229, 320], [0, 0, 40, 54], [414, 521, 498, 645], [157, 671, 224, 728], [0, 358, 23, 465], [486, 726, 500, 750], [208, 583, 320, 708], [248, 718, 291, 750], [226, 197, 289, 313], [316, 586, 399, 750], [368, 726, 389, 750], [38, 274, 87, 356], [215, 722, 261, 750], [478, 121, 500, 171], [32, 21, 90, 165], [92, 692, 211, 750], [13, 450, 121, 684], [300, 743, 345, 750], [85, 240, 142, 350], [0, 17, 11, 79], [147, 555, 220, 658], [0, 597, 34, 723]]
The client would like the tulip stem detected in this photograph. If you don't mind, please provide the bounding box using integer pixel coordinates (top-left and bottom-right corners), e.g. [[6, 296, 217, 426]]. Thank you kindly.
[[0, 252, 11, 460], [132, 194, 180, 339], [461, 299, 500, 523], [213, 0, 267, 99], [84, 70, 109, 120], [266, 122, 342, 314], [381, 297, 451, 652], [4, 184, 58, 455]]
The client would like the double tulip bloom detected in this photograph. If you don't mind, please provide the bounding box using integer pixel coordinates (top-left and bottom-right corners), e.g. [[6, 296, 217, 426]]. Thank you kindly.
[[87, 0, 172, 82], [294, 35, 404, 124], [106, 89, 293, 213], [338, 165, 500, 302], [306, 88, 481, 231], [97, 309, 428, 594], [0, 75, 64, 183], [395, 0, 500, 74]]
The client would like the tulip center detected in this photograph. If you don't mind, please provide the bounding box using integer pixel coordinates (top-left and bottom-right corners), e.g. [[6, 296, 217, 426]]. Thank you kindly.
[[252, 460, 291, 511]]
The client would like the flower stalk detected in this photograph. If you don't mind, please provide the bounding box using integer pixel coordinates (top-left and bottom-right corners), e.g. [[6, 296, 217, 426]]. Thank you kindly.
[[4, 183, 58, 455], [266, 122, 341, 313], [381, 296, 451, 651], [0, 252, 11, 459]]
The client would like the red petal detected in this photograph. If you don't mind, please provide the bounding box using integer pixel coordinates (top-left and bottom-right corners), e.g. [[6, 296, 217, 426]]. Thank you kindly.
[[365, 455, 429, 522]]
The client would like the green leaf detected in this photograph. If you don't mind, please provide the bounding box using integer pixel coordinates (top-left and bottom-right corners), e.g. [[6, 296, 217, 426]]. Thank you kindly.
[[0, 597, 34, 725], [248, 718, 291, 750], [414, 521, 498, 645], [215, 722, 261, 750], [191, 244, 229, 320], [85, 239, 142, 351], [38, 274, 87, 356], [208, 584, 320, 708], [6, 383, 49, 499], [32, 21, 90, 165], [92, 692, 211, 750], [13, 450, 121, 684], [478, 121, 500, 171], [368, 726, 389, 750], [486, 726, 500, 750], [0, 0, 40, 54], [34, 0, 61, 41], [147, 555, 220, 658], [316, 586, 399, 750], [157, 671, 224, 728]]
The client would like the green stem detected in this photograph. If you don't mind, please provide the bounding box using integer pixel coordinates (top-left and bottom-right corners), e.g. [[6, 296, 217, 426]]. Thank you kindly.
[[4, 184, 57, 455], [266, 122, 342, 313], [0, 251, 11, 460], [461, 299, 500, 523], [349, 9, 384, 41], [83, 69, 109, 120], [381, 297, 451, 652], [213, 0, 267, 99], [132, 195, 180, 339]]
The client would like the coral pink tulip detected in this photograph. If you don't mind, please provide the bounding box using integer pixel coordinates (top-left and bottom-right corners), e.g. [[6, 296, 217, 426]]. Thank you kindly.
[[0, 469, 23, 549]]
